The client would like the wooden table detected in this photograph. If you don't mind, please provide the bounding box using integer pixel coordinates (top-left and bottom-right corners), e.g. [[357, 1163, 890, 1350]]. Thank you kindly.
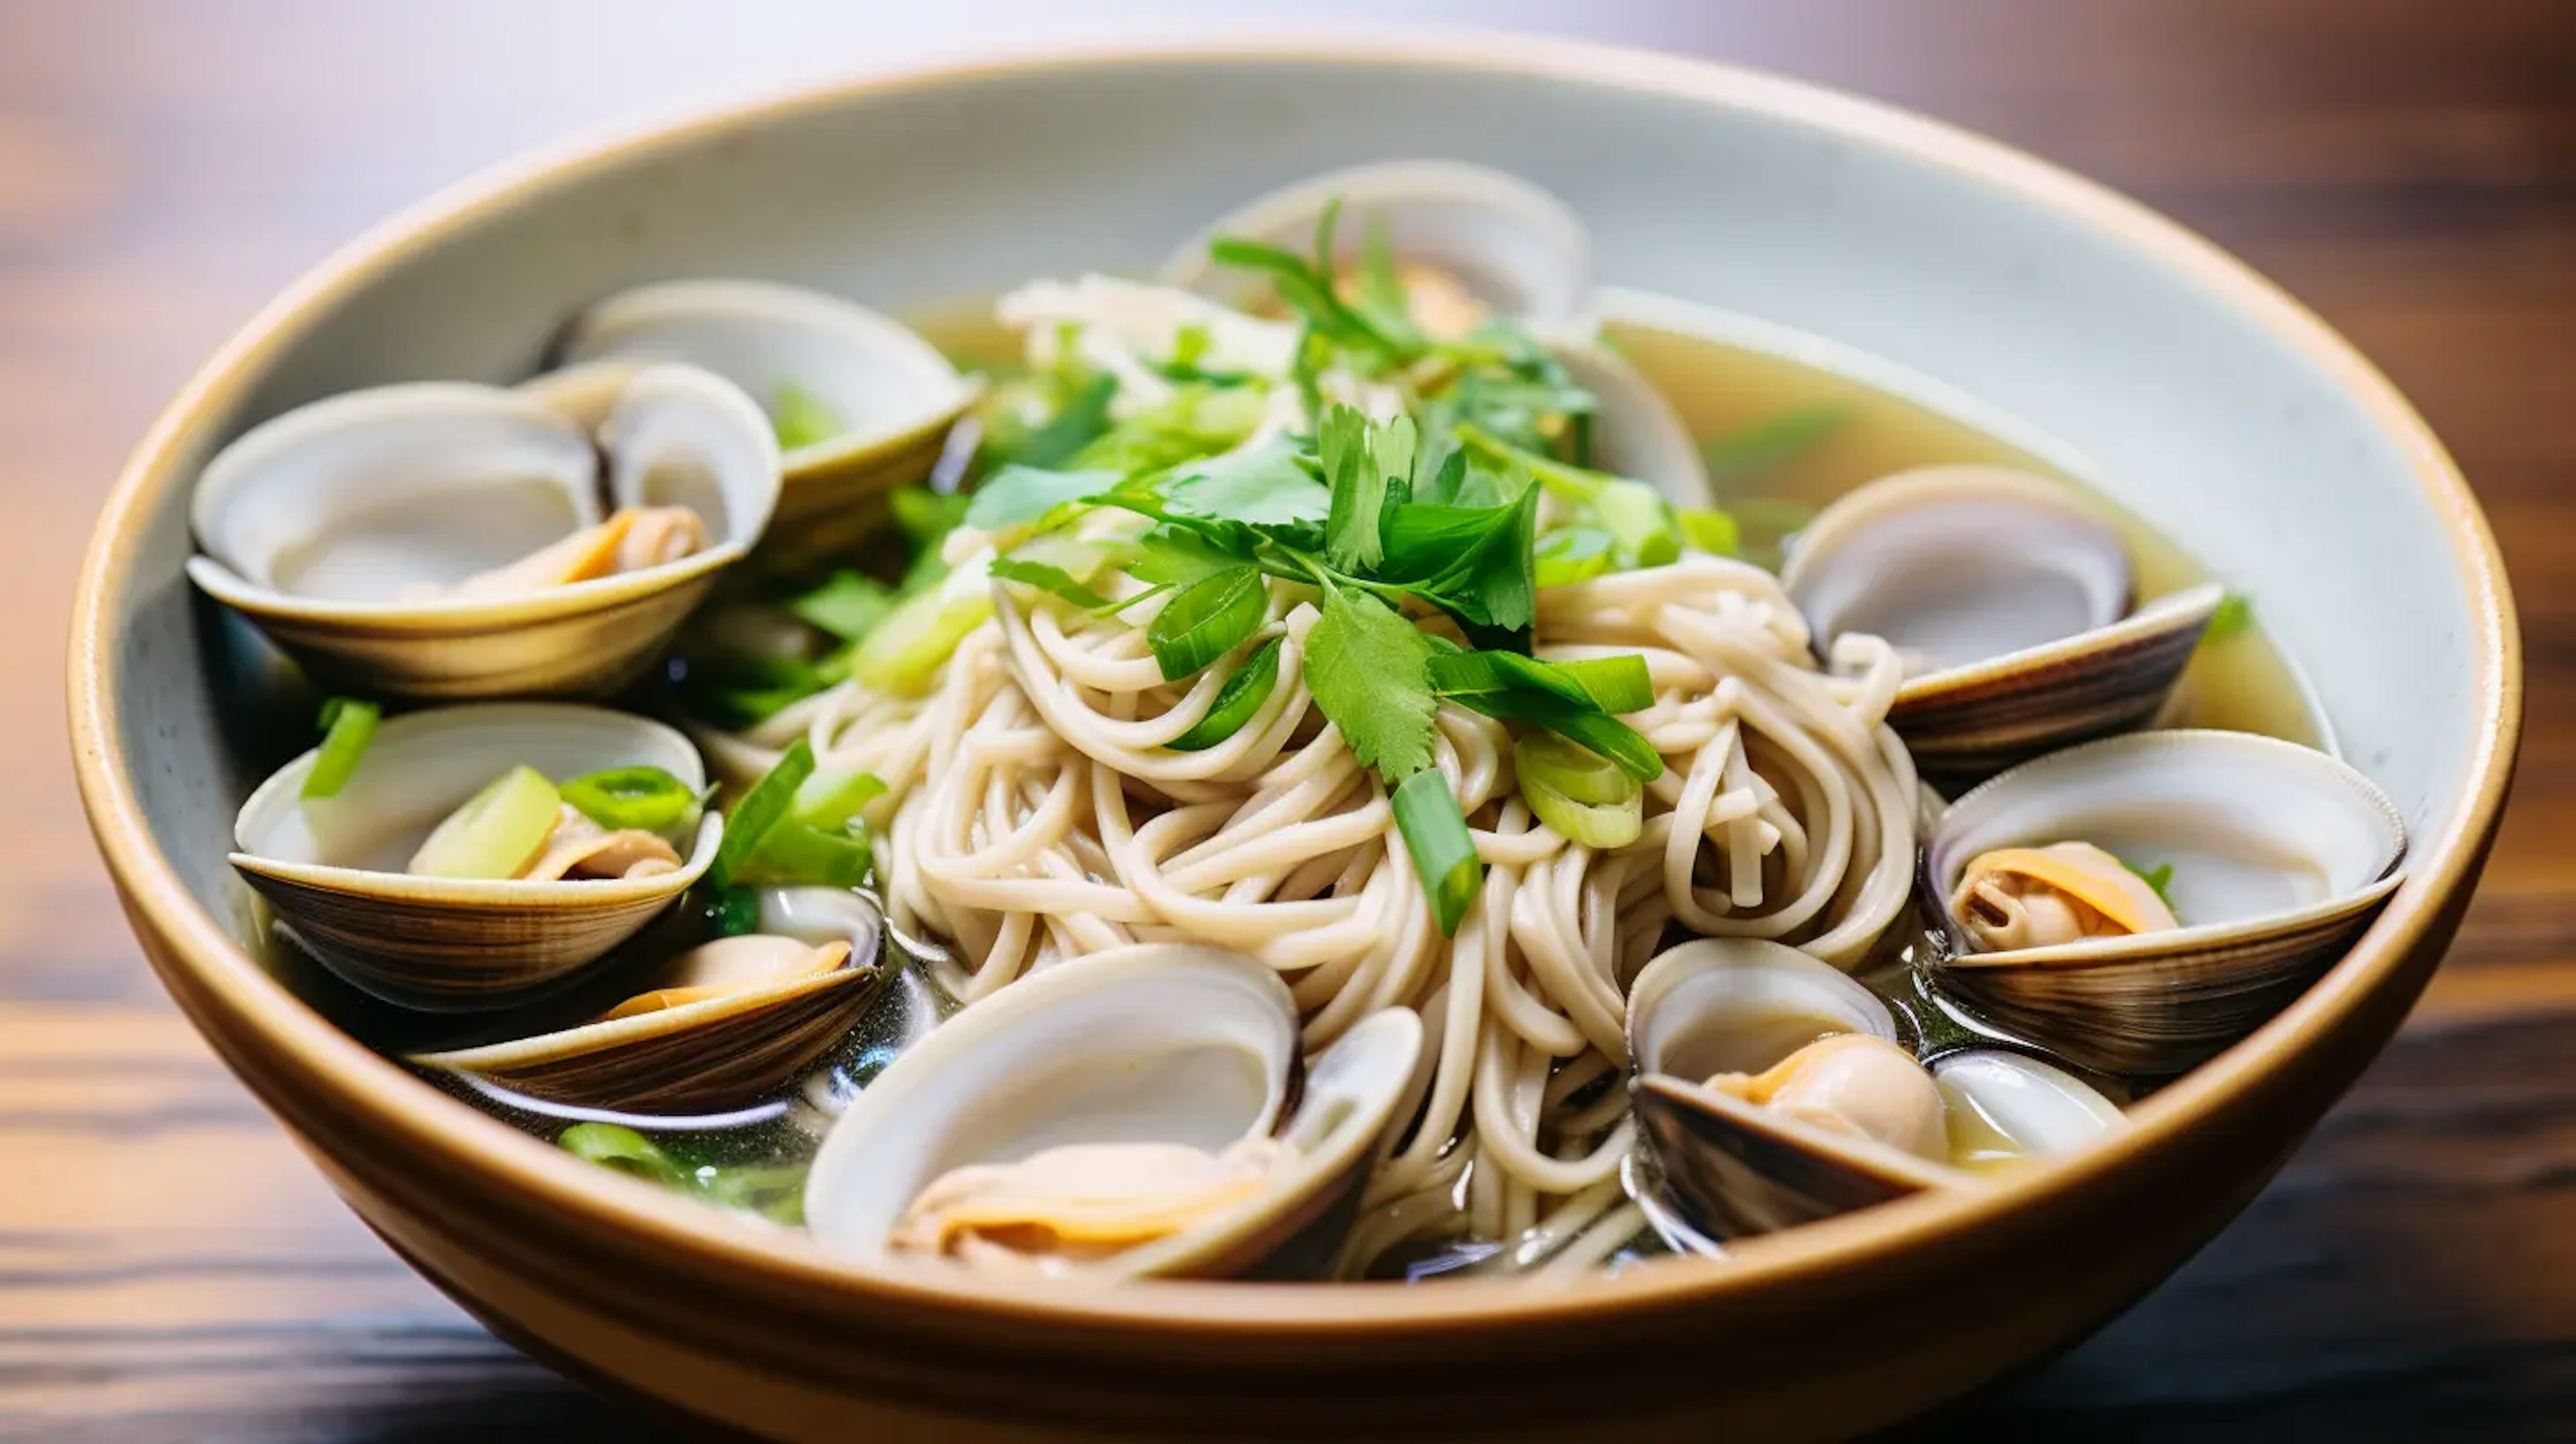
[[7, 1, 2571, 1437]]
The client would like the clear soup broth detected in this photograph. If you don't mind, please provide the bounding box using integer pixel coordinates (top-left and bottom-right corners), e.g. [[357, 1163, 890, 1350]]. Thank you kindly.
[[284, 295, 2326, 1265]]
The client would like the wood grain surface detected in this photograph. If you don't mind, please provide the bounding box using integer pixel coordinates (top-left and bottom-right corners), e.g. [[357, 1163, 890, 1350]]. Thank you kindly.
[[9, 1, 2573, 1438]]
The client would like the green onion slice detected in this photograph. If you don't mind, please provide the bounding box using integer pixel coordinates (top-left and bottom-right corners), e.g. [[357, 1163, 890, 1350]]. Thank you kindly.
[[710, 739, 815, 889], [1593, 478, 1680, 567], [1145, 564, 1268, 681], [1427, 650, 1653, 717], [301, 697, 380, 799], [1516, 733, 1645, 848], [1676, 506, 1741, 557], [792, 769, 888, 830], [409, 766, 562, 880], [847, 554, 993, 697], [559, 1123, 690, 1186], [559, 766, 695, 834], [1392, 769, 1484, 937], [1167, 636, 1283, 752]]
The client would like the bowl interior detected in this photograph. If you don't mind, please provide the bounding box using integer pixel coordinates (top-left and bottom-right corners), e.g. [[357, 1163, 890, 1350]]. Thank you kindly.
[[87, 42, 2502, 1312]]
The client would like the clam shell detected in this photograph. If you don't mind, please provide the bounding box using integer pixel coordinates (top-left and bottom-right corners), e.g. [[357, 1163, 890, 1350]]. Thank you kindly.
[[555, 280, 973, 569], [409, 927, 883, 1114], [1929, 1049, 2128, 1164], [231, 704, 719, 1009], [1158, 160, 1594, 338], [1555, 342, 1713, 505], [1923, 729, 2408, 1076], [804, 943, 1421, 1280], [188, 366, 780, 699], [1780, 465, 2221, 782]]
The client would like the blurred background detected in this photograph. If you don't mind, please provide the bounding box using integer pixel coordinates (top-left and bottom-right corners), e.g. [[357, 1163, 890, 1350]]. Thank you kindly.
[[5, 2, 2571, 1439]]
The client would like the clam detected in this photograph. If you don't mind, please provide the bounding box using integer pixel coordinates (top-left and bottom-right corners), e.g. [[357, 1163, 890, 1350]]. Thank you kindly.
[[1779, 465, 2224, 782], [410, 888, 884, 1114], [188, 364, 779, 699], [554, 279, 975, 568], [804, 944, 1424, 1281], [1922, 729, 2408, 1076], [1159, 160, 1594, 340], [231, 704, 720, 1009], [1626, 939, 2123, 1241]]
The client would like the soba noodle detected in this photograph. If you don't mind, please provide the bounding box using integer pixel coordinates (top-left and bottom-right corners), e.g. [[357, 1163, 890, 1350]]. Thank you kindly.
[[728, 521, 1918, 1276]]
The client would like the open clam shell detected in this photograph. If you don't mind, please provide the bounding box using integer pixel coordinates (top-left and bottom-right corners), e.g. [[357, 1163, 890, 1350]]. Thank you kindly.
[[804, 943, 1423, 1281], [1159, 160, 1594, 338], [409, 894, 884, 1115], [554, 279, 973, 568], [188, 365, 780, 699], [1780, 465, 2223, 782], [1626, 940, 2122, 1241], [1556, 342, 1714, 505], [1923, 729, 2409, 1076], [231, 704, 720, 1009]]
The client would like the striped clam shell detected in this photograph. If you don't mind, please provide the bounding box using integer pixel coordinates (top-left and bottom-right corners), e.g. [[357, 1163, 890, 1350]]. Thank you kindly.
[[187, 365, 780, 701], [1625, 940, 2126, 1241], [409, 931, 884, 1115], [1780, 465, 2221, 786], [803, 945, 1424, 1280], [1923, 730, 2408, 1077], [230, 705, 720, 1011], [553, 279, 974, 571]]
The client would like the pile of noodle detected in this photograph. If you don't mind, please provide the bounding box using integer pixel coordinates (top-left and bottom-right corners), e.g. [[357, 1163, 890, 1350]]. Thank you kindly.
[[730, 522, 1919, 1276]]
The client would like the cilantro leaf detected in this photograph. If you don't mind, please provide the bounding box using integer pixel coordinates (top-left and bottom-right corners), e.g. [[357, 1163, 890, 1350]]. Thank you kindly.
[[1129, 525, 1252, 588], [2203, 590, 2255, 646], [1302, 585, 1438, 779], [1158, 433, 1330, 529], [1321, 405, 1399, 572], [1450, 687, 1663, 782], [2123, 857, 2181, 917], [966, 464, 1120, 531], [989, 556, 1112, 610], [1377, 482, 1541, 638], [1069, 383, 1269, 478], [986, 370, 1116, 470]]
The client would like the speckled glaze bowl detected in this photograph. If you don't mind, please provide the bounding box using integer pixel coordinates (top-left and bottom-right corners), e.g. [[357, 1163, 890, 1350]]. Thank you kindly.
[[68, 32, 2518, 1442]]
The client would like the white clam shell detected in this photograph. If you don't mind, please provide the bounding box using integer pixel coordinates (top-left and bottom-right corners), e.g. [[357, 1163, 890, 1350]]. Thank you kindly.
[[231, 703, 720, 1009], [187, 365, 780, 699], [1780, 465, 2222, 781], [1929, 1049, 2127, 1158], [1924, 729, 2408, 1076], [555, 279, 973, 567], [805, 943, 1421, 1280], [1159, 160, 1594, 338]]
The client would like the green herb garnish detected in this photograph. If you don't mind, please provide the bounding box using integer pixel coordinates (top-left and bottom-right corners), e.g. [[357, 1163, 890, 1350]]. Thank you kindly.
[[2203, 590, 2255, 646], [2123, 857, 2180, 916], [710, 739, 816, 889], [302, 697, 381, 799], [559, 766, 696, 834], [1391, 769, 1481, 936], [989, 556, 1113, 610], [1167, 636, 1285, 752], [1146, 566, 1270, 681], [770, 382, 844, 452], [558, 1125, 809, 1225]]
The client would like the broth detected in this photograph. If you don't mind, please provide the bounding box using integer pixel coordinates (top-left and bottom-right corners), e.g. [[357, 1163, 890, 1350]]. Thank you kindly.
[[292, 293, 2328, 1257]]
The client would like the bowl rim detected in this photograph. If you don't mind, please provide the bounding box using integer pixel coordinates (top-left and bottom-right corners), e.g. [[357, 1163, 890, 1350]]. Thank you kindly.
[[67, 27, 2521, 1338]]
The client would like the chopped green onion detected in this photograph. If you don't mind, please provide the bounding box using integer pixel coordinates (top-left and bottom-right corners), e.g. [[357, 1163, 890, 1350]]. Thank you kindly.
[[1516, 733, 1644, 847], [1426, 651, 1654, 716], [559, 1123, 690, 1188], [1167, 636, 1283, 752], [1593, 479, 1681, 566], [786, 570, 897, 641], [771, 382, 844, 452], [1534, 528, 1615, 588], [1145, 565, 1268, 680], [693, 1159, 811, 1226], [559, 766, 695, 834], [847, 554, 994, 696], [302, 697, 380, 799], [409, 766, 561, 880], [710, 740, 814, 890], [791, 769, 886, 830], [735, 820, 871, 890], [1677, 506, 1741, 557], [1391, 769, 1483, 937], [2202, 590, 2255, 646]]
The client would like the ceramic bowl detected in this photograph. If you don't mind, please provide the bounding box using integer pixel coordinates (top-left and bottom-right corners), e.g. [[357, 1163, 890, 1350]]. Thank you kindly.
[[67, 32, 2518, 1441]]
